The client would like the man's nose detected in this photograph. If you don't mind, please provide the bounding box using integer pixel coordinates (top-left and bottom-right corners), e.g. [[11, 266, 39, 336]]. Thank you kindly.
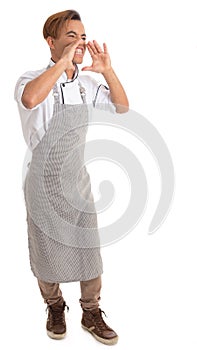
[[76, 34, 86, 42]]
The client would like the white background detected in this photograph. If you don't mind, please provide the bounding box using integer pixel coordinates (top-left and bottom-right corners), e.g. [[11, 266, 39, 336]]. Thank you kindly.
[[1, 0, 197, 349]]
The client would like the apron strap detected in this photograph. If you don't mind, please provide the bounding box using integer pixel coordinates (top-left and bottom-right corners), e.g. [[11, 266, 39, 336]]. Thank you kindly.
[[78, 80, 87, 104], [52, 83, 61, 105]]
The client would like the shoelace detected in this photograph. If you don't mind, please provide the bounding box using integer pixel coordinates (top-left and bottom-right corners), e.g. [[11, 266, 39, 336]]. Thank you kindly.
[[93, 309, 111, 331], [46, 303, 69, 326]]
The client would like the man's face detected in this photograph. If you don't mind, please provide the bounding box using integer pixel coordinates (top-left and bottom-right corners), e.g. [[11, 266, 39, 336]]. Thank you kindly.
[[50, 20, 86, 64]]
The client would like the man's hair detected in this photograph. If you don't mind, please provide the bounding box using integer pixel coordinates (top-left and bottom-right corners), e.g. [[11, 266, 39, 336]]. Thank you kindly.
[[43, 10, 81, 39]]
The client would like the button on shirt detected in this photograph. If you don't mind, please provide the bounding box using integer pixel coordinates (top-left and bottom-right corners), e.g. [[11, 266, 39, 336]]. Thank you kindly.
[[14, 59, 115, 151]]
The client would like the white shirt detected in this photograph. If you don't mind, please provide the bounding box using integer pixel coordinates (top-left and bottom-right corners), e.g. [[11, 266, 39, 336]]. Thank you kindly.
[[14, 59, 114, 151]]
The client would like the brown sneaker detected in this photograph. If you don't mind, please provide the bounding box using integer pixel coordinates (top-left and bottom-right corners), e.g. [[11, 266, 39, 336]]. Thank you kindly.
[[46, 300, 68, 340], [81, 308, 118, 345]]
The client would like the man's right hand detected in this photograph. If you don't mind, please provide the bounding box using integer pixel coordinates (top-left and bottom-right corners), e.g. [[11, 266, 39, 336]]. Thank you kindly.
[[22, 40, 85, 109], [61, 38, 84, 70]]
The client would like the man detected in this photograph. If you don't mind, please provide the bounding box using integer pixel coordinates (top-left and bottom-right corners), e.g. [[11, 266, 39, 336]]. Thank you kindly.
[[14, 9, 129, 345]]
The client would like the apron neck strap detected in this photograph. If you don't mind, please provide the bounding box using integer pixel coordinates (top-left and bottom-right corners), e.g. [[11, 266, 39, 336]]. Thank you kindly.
[[52, 83, 61, 105]]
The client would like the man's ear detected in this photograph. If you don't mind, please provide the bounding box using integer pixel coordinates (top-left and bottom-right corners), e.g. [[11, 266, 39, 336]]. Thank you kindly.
[[46, 36, 55, 49]]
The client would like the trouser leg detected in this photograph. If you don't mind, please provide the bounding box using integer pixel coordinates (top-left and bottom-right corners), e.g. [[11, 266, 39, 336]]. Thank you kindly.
[[79, 276, 102, 310], [37, 279, 64, 306], [37, 276, 101, 309]]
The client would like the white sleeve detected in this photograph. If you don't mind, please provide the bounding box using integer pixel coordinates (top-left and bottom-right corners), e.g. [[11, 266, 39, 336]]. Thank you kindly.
[[14, 69, 52, 150], [14, 70, 44, 110]]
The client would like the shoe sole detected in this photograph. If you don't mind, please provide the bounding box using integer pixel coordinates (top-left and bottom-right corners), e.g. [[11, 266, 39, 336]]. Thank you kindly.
[[81, 324, 118, 345], [47, 330, 66, 340]]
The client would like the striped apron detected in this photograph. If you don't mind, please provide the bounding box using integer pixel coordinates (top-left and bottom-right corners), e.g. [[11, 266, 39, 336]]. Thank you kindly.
[[24, 83, 103, 283]]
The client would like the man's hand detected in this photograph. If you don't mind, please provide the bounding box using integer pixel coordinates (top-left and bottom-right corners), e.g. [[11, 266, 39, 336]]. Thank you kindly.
[[61, 38, 84, 70], [82, 40, 112, 74], [82, 39, 129, 113]]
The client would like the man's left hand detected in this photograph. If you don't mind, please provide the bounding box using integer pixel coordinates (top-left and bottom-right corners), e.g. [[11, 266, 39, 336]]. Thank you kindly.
[[82, 40, 112, 74]]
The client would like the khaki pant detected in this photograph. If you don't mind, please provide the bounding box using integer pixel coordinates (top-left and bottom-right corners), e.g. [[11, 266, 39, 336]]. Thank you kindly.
[[38, 276, 102, 310]]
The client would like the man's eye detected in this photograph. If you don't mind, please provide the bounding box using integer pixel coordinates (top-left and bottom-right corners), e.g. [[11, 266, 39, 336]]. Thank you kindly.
[[82, 37, 86, 41], [68, 35, 75, 38]]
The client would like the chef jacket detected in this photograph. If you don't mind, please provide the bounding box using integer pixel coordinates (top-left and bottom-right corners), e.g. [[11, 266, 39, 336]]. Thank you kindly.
[[14, 59, 115, 151]]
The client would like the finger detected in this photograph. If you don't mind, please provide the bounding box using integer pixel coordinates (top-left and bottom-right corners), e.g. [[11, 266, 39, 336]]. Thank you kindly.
[[87, 41, 98, 54], [73, 38, 84, 47], [67, 38, 84, 50], [87, 44, 95, 57], [103, 42, 108, 54], [62, 38, 84, 59], [93, 40, 103, 53]]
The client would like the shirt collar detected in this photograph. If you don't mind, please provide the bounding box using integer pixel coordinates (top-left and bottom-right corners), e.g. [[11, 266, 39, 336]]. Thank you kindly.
[[48, 59, 79, 83]]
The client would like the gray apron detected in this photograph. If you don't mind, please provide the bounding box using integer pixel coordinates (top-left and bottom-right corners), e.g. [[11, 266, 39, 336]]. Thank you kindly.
[[24, 82, 103, 283]]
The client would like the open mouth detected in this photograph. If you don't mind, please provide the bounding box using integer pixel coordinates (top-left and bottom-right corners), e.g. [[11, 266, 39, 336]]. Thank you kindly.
[[75, 47, 84, 56]]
